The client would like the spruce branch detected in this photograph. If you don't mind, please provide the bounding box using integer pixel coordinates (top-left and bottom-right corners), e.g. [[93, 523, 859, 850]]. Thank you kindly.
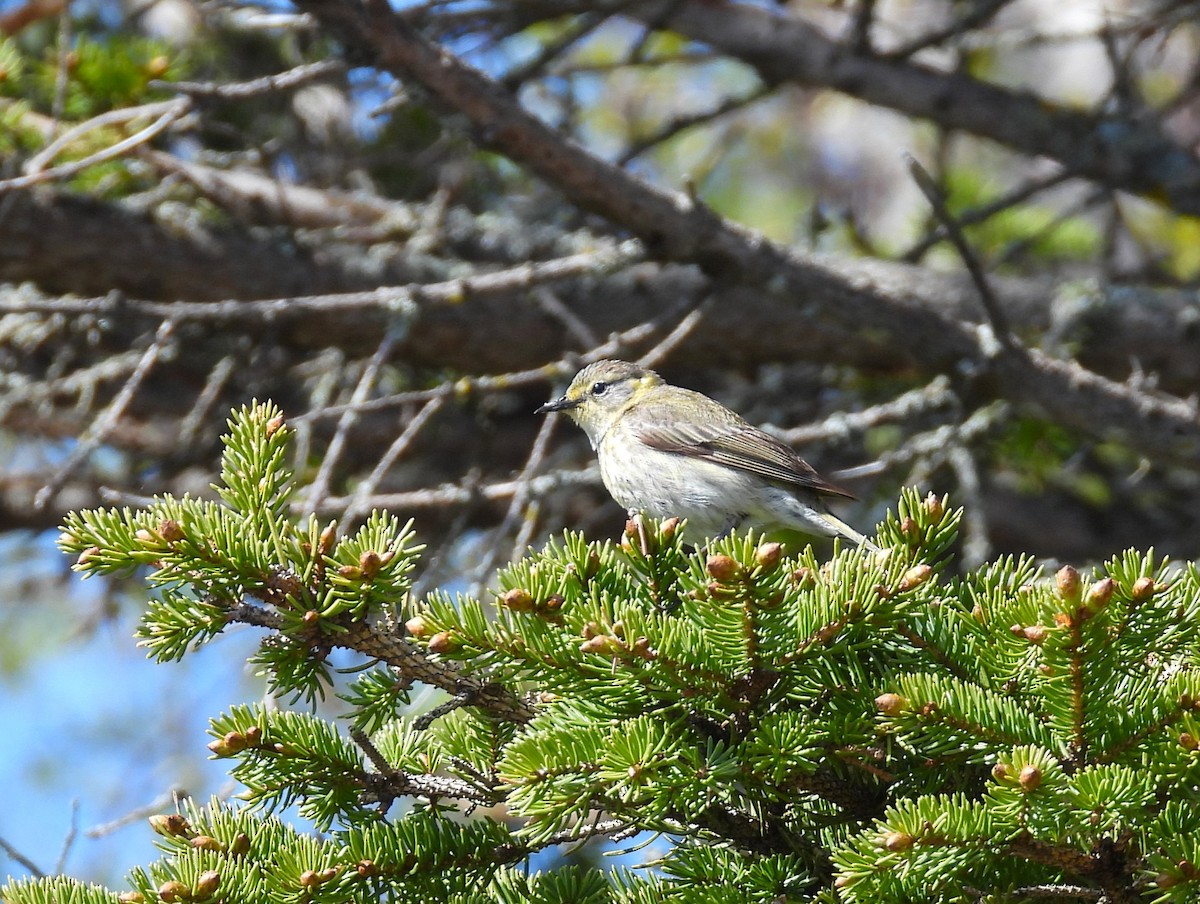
[[29, 404, 1200, 901]]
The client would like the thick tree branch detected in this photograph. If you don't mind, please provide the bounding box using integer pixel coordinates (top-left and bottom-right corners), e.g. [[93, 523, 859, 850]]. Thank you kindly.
[[0, 190, 378, 300], [637, 0, 1200, 218], [290, 0, 1200, 470]]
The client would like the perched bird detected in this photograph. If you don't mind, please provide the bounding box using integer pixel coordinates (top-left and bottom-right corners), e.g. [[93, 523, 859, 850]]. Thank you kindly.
[[537, 359, 870, 546]]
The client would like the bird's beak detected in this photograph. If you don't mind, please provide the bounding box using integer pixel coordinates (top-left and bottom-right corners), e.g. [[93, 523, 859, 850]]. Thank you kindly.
[[536, 396, 580, 414]]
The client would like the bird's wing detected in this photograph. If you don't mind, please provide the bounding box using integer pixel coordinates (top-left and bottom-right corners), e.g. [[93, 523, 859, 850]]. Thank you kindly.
[[628, 391, 855, 499]]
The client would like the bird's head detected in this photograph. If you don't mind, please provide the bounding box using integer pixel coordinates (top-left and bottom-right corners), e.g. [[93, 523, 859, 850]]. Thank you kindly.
[[537, 359, 662, 444]]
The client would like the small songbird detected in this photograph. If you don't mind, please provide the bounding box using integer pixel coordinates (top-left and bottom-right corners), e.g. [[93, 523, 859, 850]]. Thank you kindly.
[[537, 359, 870, 546]]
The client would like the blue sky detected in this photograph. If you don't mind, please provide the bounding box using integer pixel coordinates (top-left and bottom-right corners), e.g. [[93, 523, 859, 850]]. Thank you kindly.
[[0, 529, 264, 887]]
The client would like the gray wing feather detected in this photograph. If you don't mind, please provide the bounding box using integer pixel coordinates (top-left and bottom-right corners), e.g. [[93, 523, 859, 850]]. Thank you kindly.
[[628, 390, 855, 499]]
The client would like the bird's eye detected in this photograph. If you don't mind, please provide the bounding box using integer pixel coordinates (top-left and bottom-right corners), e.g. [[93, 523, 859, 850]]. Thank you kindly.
[[590, 381, 608, 396]]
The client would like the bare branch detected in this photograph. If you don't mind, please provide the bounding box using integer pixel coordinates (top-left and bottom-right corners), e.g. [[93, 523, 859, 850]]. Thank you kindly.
[[640, 0, 1200, 218], [905, 153, 1014, 347], [1, 99, 192, 195], [294, 0, 1200, 473], [35, 319, 178, 510], [154, 60, 345, 99]]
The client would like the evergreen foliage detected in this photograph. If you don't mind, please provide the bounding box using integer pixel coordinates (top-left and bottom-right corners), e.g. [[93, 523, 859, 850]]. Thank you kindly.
[[9, 402, 1200, 903]]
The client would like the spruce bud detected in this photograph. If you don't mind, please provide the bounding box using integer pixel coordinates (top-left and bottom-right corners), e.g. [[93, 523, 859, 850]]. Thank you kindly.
[[159, 520, 185, 543], [149, 813, 192, 838], [1131, 576, 1156, 602], [359, 551, 382, 579], [318, 521, 337, 555], [207, 731, 247, 757], [898, 564, 933, 592], [1156, 872, 1182, 889], [579, 634, 618, 655], [923, 493, 944, 521], [791, 567, 816, 589], [1085, 578, 1115, 612], [632, 637, 655, 660], [500, 588, 534, 612], [754, 542, 783, 571], [1055, 565, 1081, 603], [1018, 764, 1042, 791], [157, 881, 187, 903], [405, 615, 430, 638], [427, 631, 460, 654], [193, 870, 220, 898], [875, 693, 908, 717], [882, 831, 915, 852], [705, 554, 741, 582], [1021, 625, 1047, 645]]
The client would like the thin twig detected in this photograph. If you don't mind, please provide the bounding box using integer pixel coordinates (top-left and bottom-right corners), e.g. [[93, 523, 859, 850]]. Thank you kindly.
[[53, 798, 79, 875], [51, 1, 71, 127], [773, 375, 956, 445], [153, 59, 345, 99], [501, 11, 609, 89], [340, 395, 447, 526], [900, 169, 1076, 262], [618, 84, 772, 165], [532, 287, 599, 349], [350, 726, 395, 774], [177, 355, 237, 451], [993, 187, 1107, 268], [35, 319, 178, 510], [296, 299, 684, 425], [0, 834, 44, 878], [85, 788, 190, 839], [847, 0, 877, 53], [1009, 883, 1103, 900], [905, 153, 1014, 348], [556, 50, 720, 75], [19, 98, 192, 180], [316, 466, 602, 516], [498, 412, 559, 567], [947, 443, 990, 568], [834, 402, 1010, 481], [881, 0, 1011, 60], [637, 296, 713, 369], [305, 326, 406, 512]]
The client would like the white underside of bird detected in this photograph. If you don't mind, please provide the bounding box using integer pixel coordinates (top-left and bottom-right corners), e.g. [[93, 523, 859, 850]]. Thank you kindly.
[[598, 428, 868, 545]]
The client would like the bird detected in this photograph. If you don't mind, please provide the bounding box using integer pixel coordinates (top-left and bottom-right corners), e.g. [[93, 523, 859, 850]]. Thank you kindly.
[[537, 359, 871, 546]]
